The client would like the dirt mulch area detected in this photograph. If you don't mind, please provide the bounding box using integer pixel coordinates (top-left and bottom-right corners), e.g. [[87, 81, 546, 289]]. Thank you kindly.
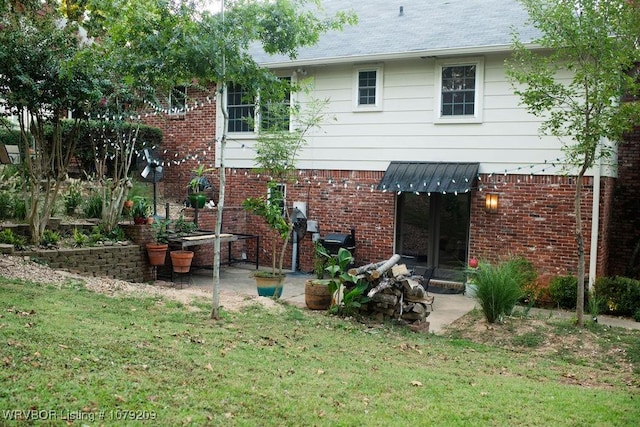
[[443, 309, 640, 389]]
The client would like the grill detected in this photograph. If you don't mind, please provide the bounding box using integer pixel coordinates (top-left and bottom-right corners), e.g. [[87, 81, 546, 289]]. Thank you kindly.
[[321, 229, 356, 257]]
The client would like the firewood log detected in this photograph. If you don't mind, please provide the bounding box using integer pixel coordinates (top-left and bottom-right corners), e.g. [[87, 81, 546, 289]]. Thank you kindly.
[[369, 254, 401, 280], [348, 260, 386, 276], [366, 277, 393, 297]]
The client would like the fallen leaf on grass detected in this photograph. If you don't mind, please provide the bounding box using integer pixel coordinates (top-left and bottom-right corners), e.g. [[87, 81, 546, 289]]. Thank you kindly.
[[205, 363, 213, 371], [411, 380, 423, 387]]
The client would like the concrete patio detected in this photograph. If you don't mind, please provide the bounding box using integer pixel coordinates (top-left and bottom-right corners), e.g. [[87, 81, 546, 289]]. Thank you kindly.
[[183, 264, 477, 334]]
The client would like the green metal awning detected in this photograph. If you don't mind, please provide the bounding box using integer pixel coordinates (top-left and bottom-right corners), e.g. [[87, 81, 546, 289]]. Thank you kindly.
[[377, 162, 479, 194]]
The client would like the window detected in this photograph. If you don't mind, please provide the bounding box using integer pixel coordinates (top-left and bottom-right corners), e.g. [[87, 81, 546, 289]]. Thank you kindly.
[[353, 65, 383, 111], [227, 83, 255, 133], [435, 58, 484, 123], [170, 86, 187, 115], [268, 183, 287, 216], [260, 77, 291, 132]]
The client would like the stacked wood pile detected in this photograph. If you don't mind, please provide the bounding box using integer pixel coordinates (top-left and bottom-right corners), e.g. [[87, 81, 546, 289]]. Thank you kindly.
[[349, 254, 433, 327]]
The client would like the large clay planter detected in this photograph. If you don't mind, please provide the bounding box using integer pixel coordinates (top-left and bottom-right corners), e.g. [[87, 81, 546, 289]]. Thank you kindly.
[[254, 273, 285, 298], [305, 279, 332, 310], [170, 250, 194, 273], [146, 243, 168, 266]]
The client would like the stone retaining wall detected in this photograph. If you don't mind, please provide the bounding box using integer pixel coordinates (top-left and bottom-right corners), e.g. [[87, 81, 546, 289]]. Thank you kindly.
[[15, 245, 150, 283], [0, 223, 157, 283]]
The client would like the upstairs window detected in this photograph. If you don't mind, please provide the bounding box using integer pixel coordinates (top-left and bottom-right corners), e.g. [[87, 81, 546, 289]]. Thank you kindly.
[[435, 58, 484, 123], [261, 77, 291, 132], [227, 83, 255, 133], [353, 65, 383, 111]]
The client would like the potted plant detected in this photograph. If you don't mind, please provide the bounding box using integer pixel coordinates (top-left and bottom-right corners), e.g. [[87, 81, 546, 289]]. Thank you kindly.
[[146, 218, 170, 266], [173, 214, 198, 236], [169, 215, 197, 272], [131, 196, 150, 225], [305, 240, 332, 310], [242, 96, 329, 298], [188, 164, 214, 209], [242, 181, 291, 298]]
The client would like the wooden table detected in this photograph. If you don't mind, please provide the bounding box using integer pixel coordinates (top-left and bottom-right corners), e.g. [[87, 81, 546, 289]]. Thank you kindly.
[[168, 232, 259, 269]]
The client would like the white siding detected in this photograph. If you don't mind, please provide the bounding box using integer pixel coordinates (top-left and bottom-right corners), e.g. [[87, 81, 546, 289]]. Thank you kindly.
[[218, 53, 585, 177]]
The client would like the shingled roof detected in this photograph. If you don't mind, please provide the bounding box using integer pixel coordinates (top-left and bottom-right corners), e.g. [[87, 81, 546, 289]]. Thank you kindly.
[[253, 0, 539, 67]]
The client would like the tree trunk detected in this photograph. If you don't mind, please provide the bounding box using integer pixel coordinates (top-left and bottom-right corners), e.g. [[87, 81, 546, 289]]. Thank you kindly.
[[575, 165, 588, 327], [212, 81, 227, 320]]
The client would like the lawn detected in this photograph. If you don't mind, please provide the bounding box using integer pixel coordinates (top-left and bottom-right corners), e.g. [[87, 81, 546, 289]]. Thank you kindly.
[[1, 276, 639, 426]]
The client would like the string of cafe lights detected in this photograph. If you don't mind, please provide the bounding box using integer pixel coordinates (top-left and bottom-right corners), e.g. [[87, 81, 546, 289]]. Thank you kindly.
[[88, 103, 573, 195]]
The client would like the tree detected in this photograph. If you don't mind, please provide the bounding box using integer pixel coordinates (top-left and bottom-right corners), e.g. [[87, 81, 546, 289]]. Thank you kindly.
[[186, 0, 355, 319], [70, 0, 203, 232], [507, 0, 640, 326], [242, 97, 330, 294], [0, 2, 102, 244]]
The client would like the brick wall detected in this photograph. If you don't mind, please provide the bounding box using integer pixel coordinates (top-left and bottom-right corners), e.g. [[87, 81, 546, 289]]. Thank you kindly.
[[469, 174, 601, 288], [142, 86, 218, 203], [608, 126, 640, 278], [151, 161, 605, 284]]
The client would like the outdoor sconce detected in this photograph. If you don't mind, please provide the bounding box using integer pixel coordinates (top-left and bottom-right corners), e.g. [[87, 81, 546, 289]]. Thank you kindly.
[[485, 193, 499, 213]]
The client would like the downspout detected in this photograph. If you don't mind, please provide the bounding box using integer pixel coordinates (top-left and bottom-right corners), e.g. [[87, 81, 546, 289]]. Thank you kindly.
[[589, 137, 609, 291], [588, 157, 600, 292]]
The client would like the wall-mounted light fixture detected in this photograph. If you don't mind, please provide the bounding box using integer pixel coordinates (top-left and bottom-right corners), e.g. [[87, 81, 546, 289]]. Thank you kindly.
[[485, 193, 499, 213]]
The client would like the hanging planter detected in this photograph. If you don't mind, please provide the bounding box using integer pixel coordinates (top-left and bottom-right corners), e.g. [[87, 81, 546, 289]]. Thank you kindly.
[[170, 250, 194, 273]]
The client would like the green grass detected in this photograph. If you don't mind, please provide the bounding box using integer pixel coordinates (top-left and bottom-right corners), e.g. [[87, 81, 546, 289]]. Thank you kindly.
[[1, 277, 639, 426]]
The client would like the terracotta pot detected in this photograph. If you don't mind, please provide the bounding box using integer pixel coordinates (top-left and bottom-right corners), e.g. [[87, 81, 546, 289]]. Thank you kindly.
[[170, 250, 194, 273], [305, 279, 332, 310], [254, 273, 285, 298], [123, 200, 134, 210], [146, 243, 168, 266]]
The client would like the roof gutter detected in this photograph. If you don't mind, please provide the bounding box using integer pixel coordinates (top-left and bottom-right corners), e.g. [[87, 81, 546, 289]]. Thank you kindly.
[[258, 42, 544, 69]]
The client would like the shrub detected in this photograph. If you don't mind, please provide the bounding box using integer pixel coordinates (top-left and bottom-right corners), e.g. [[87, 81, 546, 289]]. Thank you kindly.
[[72, 228, 88, 247], [83, 193, 103, 218], [594, 276, 640, 317], [633, 309, 640, 323], [507, 256, 538, 305], [549, 275, 578, 309], [473, 260, 524, 323], [0, 228, 26, 249], [64, 182, 83, 215], [41, 229, 60, 247]]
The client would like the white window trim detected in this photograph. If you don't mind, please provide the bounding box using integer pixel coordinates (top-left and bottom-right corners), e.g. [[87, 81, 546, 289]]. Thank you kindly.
[[352, 64, 384, 112], [434, 57, 484, 124]]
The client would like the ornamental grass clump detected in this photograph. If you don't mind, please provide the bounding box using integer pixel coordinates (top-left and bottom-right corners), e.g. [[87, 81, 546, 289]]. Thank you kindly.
[[473, 260, 524, 323]]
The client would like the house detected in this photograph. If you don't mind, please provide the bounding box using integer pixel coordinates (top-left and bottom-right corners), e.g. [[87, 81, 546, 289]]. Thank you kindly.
[[151, 0, 639, 288]]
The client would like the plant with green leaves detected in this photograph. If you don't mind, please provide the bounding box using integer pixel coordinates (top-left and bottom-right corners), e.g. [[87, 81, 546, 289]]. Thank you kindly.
[[72, 228, 88, 248], [151, 218, 171, 244], [64, 181, 83, 215], [0, 2, 105, 244], [321, 247, 370, 315], [242, 97, 331, 296], [40, 230, 60, 248], [507, 0, 640, 326], [174, 215, 198, 236], [0, 228, 26, 250], [472, 260, 525, 323]]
